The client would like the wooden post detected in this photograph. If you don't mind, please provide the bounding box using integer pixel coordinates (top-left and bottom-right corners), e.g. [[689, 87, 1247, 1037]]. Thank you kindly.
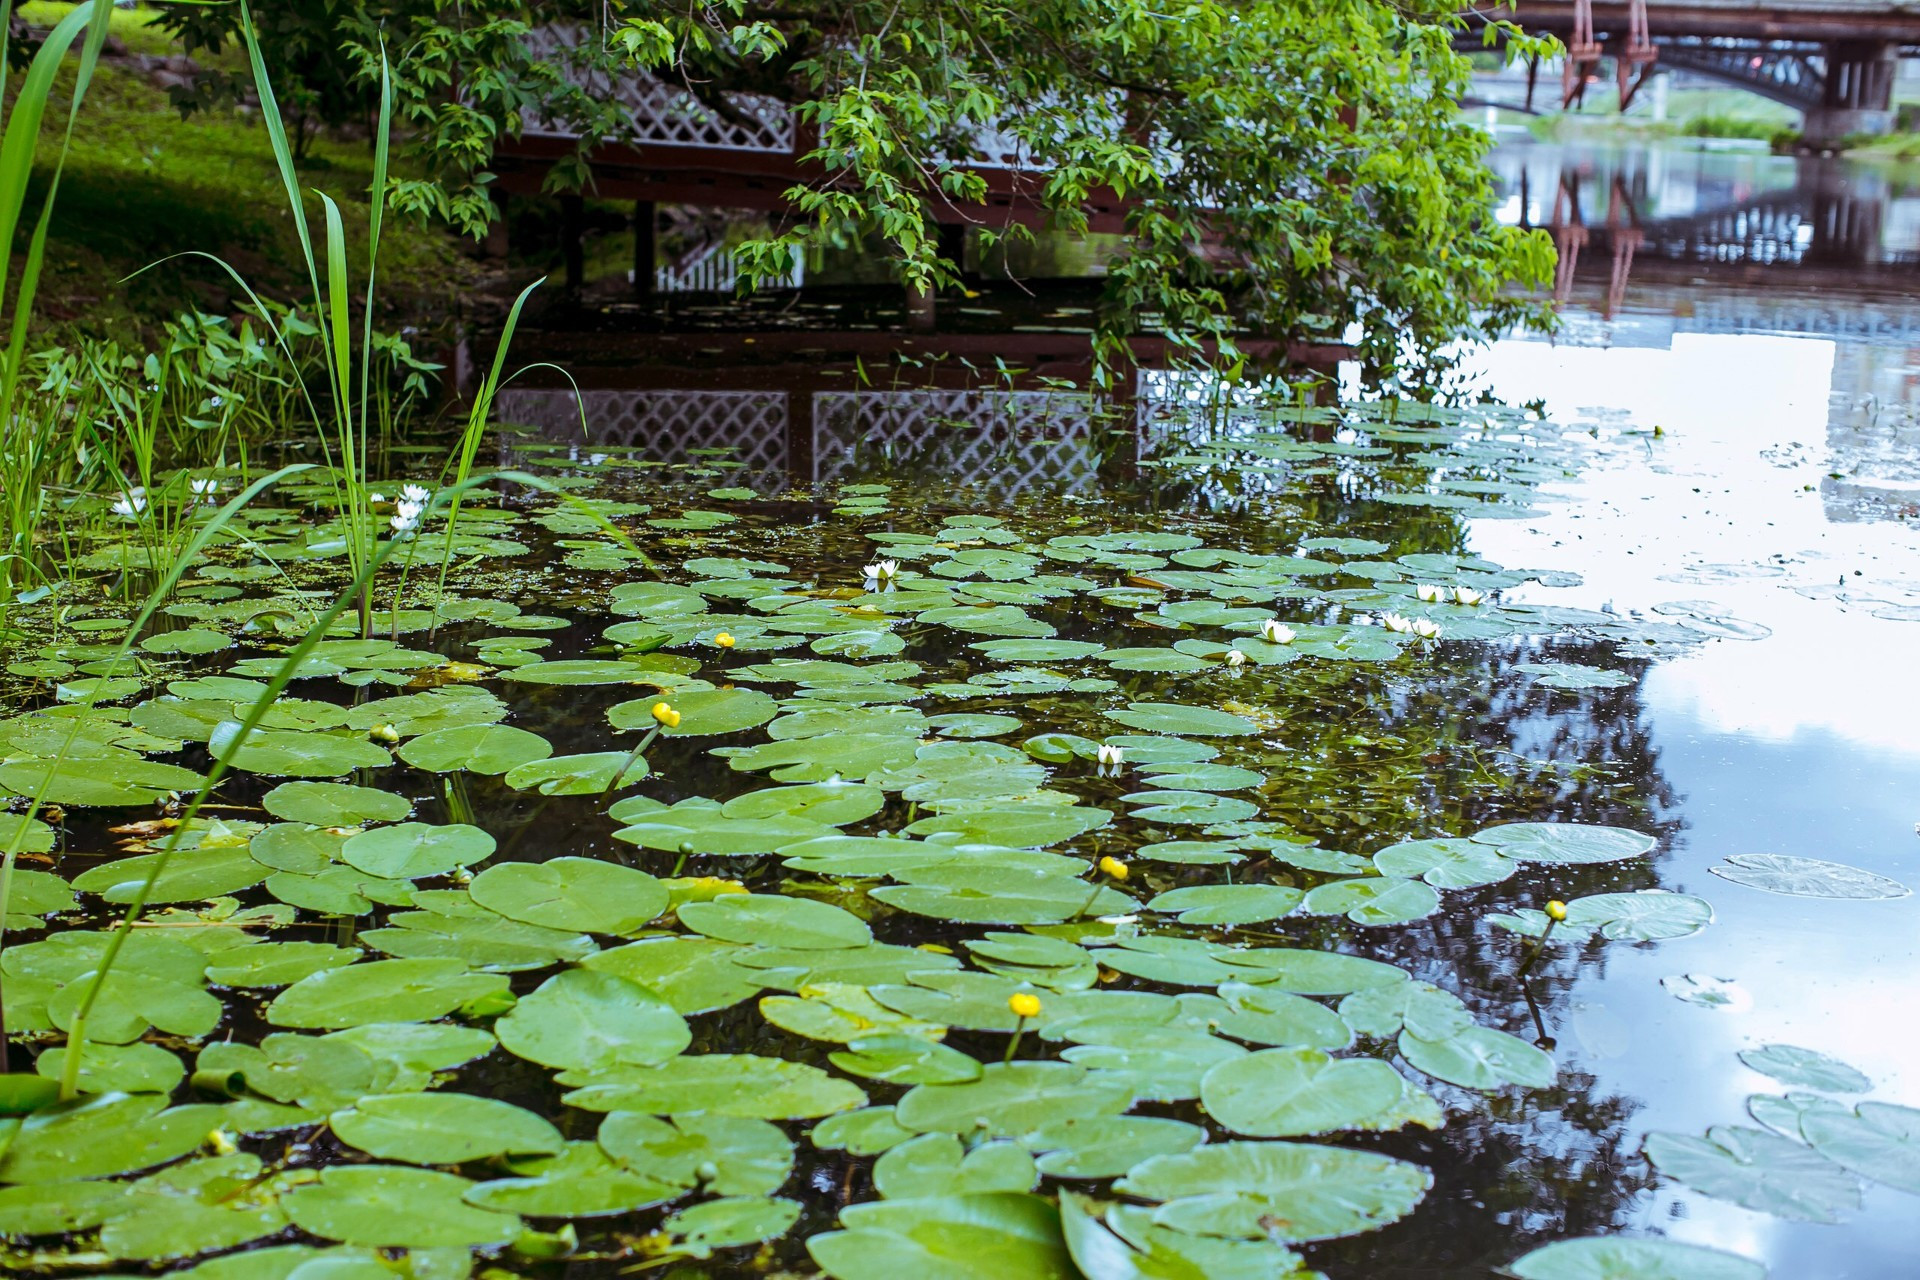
[[936, 223, 968, 283], [560, 194, 585, 290], [633, 200, 656, 297]]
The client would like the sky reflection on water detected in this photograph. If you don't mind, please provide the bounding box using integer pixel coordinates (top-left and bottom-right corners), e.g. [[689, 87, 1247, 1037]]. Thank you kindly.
[[1462, 281, 1920, 1273]]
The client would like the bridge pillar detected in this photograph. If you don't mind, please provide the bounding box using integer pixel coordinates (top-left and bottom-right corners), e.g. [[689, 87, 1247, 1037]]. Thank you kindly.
[[1803, 41, 1897, 148]]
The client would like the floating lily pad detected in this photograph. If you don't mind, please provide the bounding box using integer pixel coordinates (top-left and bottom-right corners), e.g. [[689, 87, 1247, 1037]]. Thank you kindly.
[[261, 781, 412, 826], [469, 858, 668, 935], [495, 968, 690, 1072], [1739, 1044, 1870, 1093], [1470, 823, 1655, 865], [339, 822, 495, 879], [1643, 1125, 1861, 1222], [1105, 702, 1261, 737], [285, 1165, 521, 1247], [1201, 1048, 1408, 1137], [331, 1093, 565, 1164], [1506, 1237, 1766, 1280], [1710, 854, 1910, 901], [397, 724, 553, 774], [1115, 1140, 1431, 1241]]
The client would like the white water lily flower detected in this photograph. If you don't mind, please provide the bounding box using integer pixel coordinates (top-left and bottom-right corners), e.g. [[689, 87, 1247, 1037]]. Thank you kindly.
[[189, 477, 220, 501], [369, 491, 387, 505], [110, 488, 146, 518], [1224, 648, 1248, 667], [1096, 744, 1125, 766], [1260, 619, 1295, 644], [1415, 583, 1444, 603], [1380, 612, 1413, 633], [863, 559, 899, 583], [1452, 586, 1484, 606], [390, 499, 425, 534], [400, 483, 431, 506], [1411, 617, 1443, 640]]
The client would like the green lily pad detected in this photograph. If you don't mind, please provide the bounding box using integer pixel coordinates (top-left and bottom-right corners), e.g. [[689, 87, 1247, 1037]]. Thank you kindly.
[[1115, 1140, 1432, 1241], [1200, 1048, 1409, 1137], [469, 858, 668, 935], [495, 968, 691, 1072], [397, 724, 553, 774], [808, 1192, 1074, 1280], [1739, 1044, 1870, 1092], [598, 1112, 793, 1195], [895, 1062, 1132, 1139], [1399, 1026, 1555, 1090], [1469, 822, 1655, 864], [1506, 1237, 1766, 1280], [261, 781, 412, 826], [1643, 1125, 1861, 1222], [1710, 854, 1910, 900], [564, 1054, 867, 1120], [285, 1165, 521, 1247], [339, 822, 495, 879], [1800, 1101, 1920, 1194], [1301, 876, 1441, 926], [267, 957, 509, 1029], [209, 722, 392, 777], [680, 894, 872, 950], [1105, 702, 1261, 737], [331, 1093, 565, 1164], [1145, 884, 1301, 926]]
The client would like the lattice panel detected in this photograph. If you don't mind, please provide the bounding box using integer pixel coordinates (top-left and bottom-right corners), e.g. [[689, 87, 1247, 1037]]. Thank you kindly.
[[812, 390, 1101, 495], [494, 389, 789, 487], [521, 26, 794, 152]]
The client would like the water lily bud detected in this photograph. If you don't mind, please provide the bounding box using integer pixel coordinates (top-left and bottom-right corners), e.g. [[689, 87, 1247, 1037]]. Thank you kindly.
[[1008, 992, 1042, 1019], [1545, 900, 1568, 922], [714, 632, 736, 648], [1096, 743, 1125, 766], [1098, 855, 1129, 881], [369, 723, 399, 744], [1224, 648, 1247, 667], [1260, 619, 1295, 644], [207, 1128, 238, 1156]]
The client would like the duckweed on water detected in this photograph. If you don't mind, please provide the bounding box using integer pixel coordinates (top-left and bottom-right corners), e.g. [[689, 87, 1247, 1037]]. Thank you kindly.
[[0, 401, 1909, 1279]]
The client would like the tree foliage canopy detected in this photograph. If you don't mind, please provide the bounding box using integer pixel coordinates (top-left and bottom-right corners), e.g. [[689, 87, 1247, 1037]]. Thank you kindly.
[[158, 0, 1556, 378]]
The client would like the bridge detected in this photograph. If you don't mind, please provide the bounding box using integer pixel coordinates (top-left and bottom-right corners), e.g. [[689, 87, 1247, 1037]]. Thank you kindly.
[[1475, 0, 1920, 143]]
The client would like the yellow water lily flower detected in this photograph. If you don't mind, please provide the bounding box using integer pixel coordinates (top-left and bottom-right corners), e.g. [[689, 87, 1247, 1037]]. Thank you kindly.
[[714, 632, 736, 648], [1008, 992, 1042, 1019], [1098, 855, 1129, 881], [651, 701, 681, 728], [1545, 899, 1568, 922]]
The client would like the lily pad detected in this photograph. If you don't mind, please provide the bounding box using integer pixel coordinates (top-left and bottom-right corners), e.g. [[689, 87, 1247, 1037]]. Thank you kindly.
[[331, 1093, 565, 1164], [1115, 1140, 1431, 1241], [1200, 1048, 1409, 1137], [1738, 1044, 1870, 1093], [285, 1165, 521, 1247], [1710, 854, 1910, 901], [469, 858, 668, 935], [1643, 1125, 1861, 1222], [1506, 1237, 1766, 1280]]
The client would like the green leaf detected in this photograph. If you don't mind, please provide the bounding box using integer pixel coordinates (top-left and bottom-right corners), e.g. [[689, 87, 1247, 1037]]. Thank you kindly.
[[1116, 1140, 1432, 1241], [1505, 1237, 1766, 1280], [808, 1192, 1075, 1280], [339, 822, 495, 879], [495, 968, 690, 1072], [895, 1062, 1132, 1139], [0, 1095, 227, 1183], [210, 721, 392, 777], [267, 958, 509, 1029], [397, 724, 553, 774], [1738, 1044, 1870, 1092], [1301, 877, 1440, 926], [1105, 702, 1261, 736], [598, 1112, 794, 1195], [1710, 854, 1909, 900], [1643, 1125, 1861, 1222], [679, 894, 873, 950], [1469, 822, 1655, 864], [564, 1054, 866, 1120], [469, 858, 667, 935], [1200, 1048, 1409, 1137], [1800, 1101, 1920, 1194], [285, 1165, 521, 1246], [875, 1134, 1036, 1199], [260, 781, 412, 826], [1399, 1026, 1555, 1090], [331, 1093, 565, 1164]]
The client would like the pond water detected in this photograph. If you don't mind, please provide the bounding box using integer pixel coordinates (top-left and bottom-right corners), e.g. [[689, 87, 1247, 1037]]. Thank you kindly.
[[4, 137, 1918, 1280]]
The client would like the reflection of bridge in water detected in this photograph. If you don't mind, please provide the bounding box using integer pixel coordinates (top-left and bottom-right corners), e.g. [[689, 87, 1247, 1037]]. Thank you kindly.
[[1493, 142, 1918, 314]]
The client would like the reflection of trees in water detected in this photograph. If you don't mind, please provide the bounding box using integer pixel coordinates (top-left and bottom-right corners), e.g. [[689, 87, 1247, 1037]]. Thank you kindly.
[[1253, 635, 1678, 1277]]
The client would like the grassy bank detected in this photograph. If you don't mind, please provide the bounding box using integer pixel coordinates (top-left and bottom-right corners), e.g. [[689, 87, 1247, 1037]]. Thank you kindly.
[[13, 4, 480, 342]]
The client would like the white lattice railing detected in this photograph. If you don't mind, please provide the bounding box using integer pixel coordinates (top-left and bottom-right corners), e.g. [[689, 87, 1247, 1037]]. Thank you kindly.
[[521, 25, 796, 153]]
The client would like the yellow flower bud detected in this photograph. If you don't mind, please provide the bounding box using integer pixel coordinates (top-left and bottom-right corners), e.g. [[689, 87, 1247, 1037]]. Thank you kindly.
[[369, 723, 399, 744], [651, 702, 678, 728], [1098, 855, 1129, 881], [1008, 992, 1042, 1019], [1545, 899, 1568, 922], [714, 632, 736, 648]]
